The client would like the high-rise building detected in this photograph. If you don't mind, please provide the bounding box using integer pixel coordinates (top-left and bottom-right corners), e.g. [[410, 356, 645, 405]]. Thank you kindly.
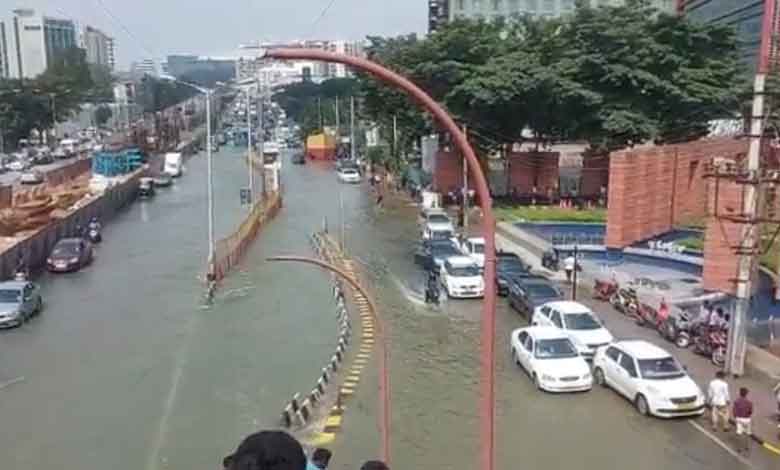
[[0, 21, 9, 78], [447, 0, 674, 20], [429, 0, 450, 32], [106, 37, 116, 71], [7, 9, 77, 79], [681, 0, 765, 72], [238, 39, 365, 82], [82, 26, 113, 69], [131, 58, 158, 77]]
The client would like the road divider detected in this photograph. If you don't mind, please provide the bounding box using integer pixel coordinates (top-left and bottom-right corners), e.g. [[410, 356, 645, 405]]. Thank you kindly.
[[209, 190, 282, 283]]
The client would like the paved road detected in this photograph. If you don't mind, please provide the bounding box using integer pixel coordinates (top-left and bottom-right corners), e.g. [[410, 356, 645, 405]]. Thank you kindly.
[[0, 147, 343, 470], [324, 192, 775, 470]]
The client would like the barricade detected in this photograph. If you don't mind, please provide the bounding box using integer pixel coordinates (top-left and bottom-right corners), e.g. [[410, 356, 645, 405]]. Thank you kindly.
[[210, 191, 282, 282]]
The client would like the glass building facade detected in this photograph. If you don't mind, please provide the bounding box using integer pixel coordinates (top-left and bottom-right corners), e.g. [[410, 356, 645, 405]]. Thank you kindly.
[[682, 0, 764, 72], [43, 17, 76, 66], [448, 0, 674, 19]]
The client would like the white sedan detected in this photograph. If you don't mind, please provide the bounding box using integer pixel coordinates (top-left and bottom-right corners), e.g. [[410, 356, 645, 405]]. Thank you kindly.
[[440, 256, 484, 299], [510, 326, 593, 393], [531, 301, 614, 360], [20, 170, 44, 185], [337, 168, 361, 184], [593, 340, 705, 418]]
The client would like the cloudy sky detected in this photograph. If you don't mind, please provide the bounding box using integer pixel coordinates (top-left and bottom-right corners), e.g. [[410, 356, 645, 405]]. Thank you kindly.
[[12, 0, 426, 67]]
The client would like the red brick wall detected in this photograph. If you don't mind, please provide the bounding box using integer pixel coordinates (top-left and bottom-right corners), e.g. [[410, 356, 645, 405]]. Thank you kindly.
[[702, 181, 747, 295], [580, 155, 609, 197], [506, 152, 559, 195], [0, 186, 12, 209], [44, 159, 92, 187], [433, 150, 463, 193], [606, 138, 747, 248]]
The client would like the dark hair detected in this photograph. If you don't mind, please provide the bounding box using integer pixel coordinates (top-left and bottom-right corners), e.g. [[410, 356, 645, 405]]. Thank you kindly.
[[716, 307, 724, 315], [224, 431, 306, 470], [716, 370, 726, 379], [360, 461, 389, 470], [739, 387, 749, 397], [312, 448, 332, 468]]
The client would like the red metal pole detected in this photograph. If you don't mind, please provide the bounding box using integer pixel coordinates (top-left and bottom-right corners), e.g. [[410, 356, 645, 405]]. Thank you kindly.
[[264, 48, 497, 470]]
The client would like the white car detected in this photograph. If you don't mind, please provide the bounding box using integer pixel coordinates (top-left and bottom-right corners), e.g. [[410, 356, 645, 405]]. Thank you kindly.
[[7, 160, 27, 172], [458, 237, 486, 268], [20, 170, 44, 185], [510, 326, 593, 392], [423, 211, 455, 235], [531, 301, 613, 360], [337, 168, 361, 184], [440, 256, 484, 299], [593, 340, 705, 418]]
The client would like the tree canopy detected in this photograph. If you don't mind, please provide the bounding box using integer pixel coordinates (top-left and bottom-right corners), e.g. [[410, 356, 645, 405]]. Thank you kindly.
[[357, 0, 741, 157], [272, 77, 359, 139]]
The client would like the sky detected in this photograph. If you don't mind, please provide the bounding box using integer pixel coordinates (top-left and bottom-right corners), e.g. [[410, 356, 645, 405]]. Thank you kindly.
[[9, 0, 427, 68]]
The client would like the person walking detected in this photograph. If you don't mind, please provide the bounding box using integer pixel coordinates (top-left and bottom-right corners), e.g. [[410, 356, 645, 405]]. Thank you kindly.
[[306, 448, 332, 470], [733, 387, 754, 455], [563, 254, 576, 283], [707, 370, 731, 432]]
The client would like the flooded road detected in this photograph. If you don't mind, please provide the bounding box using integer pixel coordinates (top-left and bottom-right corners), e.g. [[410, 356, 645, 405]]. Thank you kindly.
[[0, 151, 765, 470]]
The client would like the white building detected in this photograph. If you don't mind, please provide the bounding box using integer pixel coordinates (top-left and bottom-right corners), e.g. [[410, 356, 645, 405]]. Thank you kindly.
[[82, 26, 113, 69], [6, 8, 77, 79], [106, 37, 116, 71], [0, 21, 9, 78], [448, 0, 675, 20], [131, 58, 158, 77]]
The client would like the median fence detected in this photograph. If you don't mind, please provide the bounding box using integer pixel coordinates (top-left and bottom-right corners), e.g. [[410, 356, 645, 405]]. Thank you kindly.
[[209, 190, 282, 282], [278, 231, 373, 447]]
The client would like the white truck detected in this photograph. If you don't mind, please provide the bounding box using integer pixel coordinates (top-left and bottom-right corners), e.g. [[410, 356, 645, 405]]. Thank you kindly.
[[163, 152, 183, 177]]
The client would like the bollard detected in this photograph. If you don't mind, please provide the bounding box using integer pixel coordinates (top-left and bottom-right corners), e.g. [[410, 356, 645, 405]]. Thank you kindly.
[[317, 377, 326, 394], [336, 349, 343, 362], [337, 343, 345, 354], [281, 405, 293, 428], [330, 357, 339, 372], [291, 393, 300, 412], [322, 368, 330, 384], [310, 389, 319, 405]]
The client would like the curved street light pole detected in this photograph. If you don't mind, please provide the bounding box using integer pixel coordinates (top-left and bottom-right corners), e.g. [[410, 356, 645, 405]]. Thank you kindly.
[[266, 255, 389, 463], [262, 48, 497, 470]]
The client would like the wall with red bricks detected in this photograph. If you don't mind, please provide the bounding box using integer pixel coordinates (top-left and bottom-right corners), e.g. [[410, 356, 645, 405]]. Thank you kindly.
[[506, 152, 560, 195], [606, 138, 748, 248], [0, 186, 12, 209], [702, 181, 746, 295], [433, 150, 463, 193], [580, 155, 609, 197]]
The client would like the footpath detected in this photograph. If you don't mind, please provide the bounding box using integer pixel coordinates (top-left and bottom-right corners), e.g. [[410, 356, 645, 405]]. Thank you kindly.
[[496, 221, 780, 460]]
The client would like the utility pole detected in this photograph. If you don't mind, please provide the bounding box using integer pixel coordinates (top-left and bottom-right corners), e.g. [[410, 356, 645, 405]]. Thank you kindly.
[[726, 0, 776, 376], [392, 115, 398, 161], [571, 245, 578, 301], [335, 96, 341, 139], [463, 124, 469, 230], [340, 189, 346, 252], [259, 91, 266, 197], [350, 96, 356, 161], [247, 87, 254, 207], [318, 97, 323, 131], [206, 89, 215, 271]]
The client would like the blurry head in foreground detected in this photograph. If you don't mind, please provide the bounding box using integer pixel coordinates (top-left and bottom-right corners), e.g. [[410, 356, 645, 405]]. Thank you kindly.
[[360, 461, 389, 470], [223, 431, 306, 470]]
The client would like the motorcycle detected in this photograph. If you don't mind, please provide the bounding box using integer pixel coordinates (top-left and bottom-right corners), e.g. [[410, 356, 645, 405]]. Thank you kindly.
[[660, 311, 695, 348], [633, 302, 661, 329], [13, 269, 28, 282], [425, 275, 441, 306], [609, 286, 638, 316], [86, 222, 102, 243], [692, 326, 727, 366], [593, 278, 618, 302]]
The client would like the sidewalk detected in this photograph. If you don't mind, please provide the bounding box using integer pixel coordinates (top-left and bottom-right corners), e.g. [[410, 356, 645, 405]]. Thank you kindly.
[[496, 224, 780, 459]]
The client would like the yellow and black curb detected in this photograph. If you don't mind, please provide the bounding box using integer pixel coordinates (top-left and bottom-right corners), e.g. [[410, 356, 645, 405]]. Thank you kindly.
[[280, 232, 376, 448]]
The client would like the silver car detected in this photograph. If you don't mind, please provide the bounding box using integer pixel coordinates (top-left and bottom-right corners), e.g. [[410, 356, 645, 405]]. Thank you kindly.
[[0, 281, 43, 328]]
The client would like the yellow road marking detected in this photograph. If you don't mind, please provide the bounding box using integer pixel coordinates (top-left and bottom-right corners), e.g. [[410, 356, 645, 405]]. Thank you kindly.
[[310, 433, 336, 445]]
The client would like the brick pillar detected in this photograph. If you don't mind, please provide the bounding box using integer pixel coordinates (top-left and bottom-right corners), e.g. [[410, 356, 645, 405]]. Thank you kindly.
[[702, 180, 745, 295], [605, 151, 632, 248], [433, 150, 462, 193]]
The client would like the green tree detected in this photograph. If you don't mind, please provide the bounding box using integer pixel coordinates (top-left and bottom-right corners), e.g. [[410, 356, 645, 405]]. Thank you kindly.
[[95, 105, 113, 127]]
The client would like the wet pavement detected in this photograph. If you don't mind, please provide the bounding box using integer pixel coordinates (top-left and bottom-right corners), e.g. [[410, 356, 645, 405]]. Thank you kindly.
[[0, 153, 775, 470], [328, 192, 774, 470]]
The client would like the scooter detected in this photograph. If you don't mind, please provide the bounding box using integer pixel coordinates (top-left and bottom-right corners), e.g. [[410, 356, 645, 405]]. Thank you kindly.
[[610, 286, 638, 316], [425, 276, 441, 306], [633, 302, 661, 329], [693, 326, 727, 366], [593, 278, 618, 302], [86, 223, 102, 243], [660, 311, 694, 348]]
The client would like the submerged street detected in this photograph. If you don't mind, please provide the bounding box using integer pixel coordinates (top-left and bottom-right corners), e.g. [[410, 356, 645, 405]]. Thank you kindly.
[[0, 149, 774, 470]]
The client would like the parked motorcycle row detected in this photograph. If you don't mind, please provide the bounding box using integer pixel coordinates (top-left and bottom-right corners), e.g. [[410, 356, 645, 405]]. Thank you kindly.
[[592, 278, 727, 366]]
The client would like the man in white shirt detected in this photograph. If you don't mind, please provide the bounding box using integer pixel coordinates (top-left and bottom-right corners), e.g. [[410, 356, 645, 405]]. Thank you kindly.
[[708, 370, 731, 432], [563, 255, 576, 283]]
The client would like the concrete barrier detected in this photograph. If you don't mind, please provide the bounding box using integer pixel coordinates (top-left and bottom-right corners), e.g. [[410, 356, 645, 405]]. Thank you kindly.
[[0, 169, 142, 279]]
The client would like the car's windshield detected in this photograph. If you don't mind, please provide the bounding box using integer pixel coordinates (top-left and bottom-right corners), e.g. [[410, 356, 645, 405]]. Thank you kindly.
[[342, 169, 358, 175], [430, 230, 453, 240], [535, 338, 579, 359], [447, 265, 480, 277], [432, 245, 459, 257], [525, 284, 560, 299], [638, 357, 686, 380], [0, 289, 21, 303], [53, 243, 80, 256], [428, 214, 450, 224], [563, 312, 602, 330]]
